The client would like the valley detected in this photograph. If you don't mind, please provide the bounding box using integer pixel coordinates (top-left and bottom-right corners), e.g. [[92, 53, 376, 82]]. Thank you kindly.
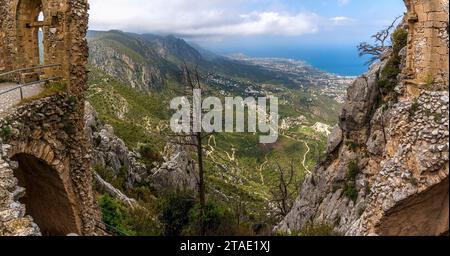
[[85, 30, 353, 235]]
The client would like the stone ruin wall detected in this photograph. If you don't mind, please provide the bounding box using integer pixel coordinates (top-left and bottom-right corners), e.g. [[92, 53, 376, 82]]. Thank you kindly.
[[0, 0, 90, 97], [1, 0, 100, 235], [277, 0, 449, 236], [1, 95, 100, 235], [404, 0, 449, 88]]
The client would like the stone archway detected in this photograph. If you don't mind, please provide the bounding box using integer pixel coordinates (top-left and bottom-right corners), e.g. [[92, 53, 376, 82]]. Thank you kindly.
[[375, 178, 449, 236], [11, 153, 81, 235]]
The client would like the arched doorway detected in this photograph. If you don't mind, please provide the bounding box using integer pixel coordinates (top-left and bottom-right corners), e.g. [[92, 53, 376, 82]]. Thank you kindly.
[[15, 0, 45, 67], [11, 153, 81, 236], [375, 178, 449, 236]]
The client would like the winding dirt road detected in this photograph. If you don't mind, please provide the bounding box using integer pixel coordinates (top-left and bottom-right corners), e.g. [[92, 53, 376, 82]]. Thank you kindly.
[[281, 134, 312, 175], [302, 141, 311, 174]]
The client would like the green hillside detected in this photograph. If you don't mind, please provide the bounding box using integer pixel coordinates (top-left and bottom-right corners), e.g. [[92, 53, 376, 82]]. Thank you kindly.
[[86, 31, 348, 235]]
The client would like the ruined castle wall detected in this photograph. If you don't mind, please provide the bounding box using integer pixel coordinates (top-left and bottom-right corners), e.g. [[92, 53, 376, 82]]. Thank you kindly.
[[405, 0, 449, 87], [1, 0, 99, 236], [0, 2, 12, 73], [277, 0, 449, 236], [0, 94, 99, 235], [0, 0, 90, 94]]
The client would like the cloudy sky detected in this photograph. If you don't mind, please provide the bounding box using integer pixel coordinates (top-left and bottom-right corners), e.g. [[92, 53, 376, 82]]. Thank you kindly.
[[89, 0, 404, 39], [89, 0, 405, 68]]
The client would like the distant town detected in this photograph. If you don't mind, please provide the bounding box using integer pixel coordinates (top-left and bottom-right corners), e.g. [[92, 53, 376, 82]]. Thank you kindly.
[[207, 54, 355, 104]]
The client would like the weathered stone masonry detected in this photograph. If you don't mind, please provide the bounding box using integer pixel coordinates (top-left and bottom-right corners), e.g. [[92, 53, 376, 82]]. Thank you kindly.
[[404, 0, 449, 89], [1, 0, 100, 235], [277, 0, 449, 236]]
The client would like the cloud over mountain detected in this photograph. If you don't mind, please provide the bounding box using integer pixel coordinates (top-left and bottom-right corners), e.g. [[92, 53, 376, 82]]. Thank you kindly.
[[89, 0, 321, 36]]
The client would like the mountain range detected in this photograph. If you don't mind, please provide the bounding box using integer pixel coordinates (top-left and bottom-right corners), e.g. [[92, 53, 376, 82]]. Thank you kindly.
[[85, 29, 355, 235], [87, 30, 299, 90]]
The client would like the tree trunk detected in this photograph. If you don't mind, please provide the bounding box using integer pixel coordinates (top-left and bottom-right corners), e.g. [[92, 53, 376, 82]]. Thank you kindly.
[[196, 132, 206, 236]]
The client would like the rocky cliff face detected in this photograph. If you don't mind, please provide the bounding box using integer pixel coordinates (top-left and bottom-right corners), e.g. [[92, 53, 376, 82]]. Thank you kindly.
[[85, 102, 148, 187], [277, 1, 449, 236], [150, 143, 198, 193], [89, 40, 165, 90], [87, 31, 208, 91], [85, 102, 198, 194]]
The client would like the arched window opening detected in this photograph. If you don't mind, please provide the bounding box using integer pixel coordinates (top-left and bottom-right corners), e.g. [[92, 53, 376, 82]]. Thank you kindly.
[[16, 0, 45, 67], [37, 11, 44, 64], [38, 28, 44, 65], [37, 10, 44, 21]]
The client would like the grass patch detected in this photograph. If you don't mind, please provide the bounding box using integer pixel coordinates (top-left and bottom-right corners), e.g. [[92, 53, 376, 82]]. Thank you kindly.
[[291, 223, 342, 236], [17, 82, 67, 105], [423, 72, 435, 87], [409, 99, 419, 116], [434, 112, 443, 123]]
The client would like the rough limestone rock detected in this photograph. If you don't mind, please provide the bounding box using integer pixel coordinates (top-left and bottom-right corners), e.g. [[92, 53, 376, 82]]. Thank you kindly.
[[84, 102, 148, 187], [339, 61, 383, 137], [327, 125, 343, 153], [85, 102, 198, 194], [93, 173, 138, 207], [150, 143, 198, 193], [0, 157, 40, 236], [277, 1, 449, 235], [89, 39, 164, 90]]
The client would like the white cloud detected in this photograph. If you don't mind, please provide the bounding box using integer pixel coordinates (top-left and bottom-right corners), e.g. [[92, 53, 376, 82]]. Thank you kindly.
[[330, 16, 355, 25], [88, 0, 320, 36], [180, 12, 320, 36], [338, 0, 350, 6]]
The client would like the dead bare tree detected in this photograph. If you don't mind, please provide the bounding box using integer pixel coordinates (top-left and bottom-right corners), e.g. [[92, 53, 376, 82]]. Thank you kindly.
[[358, 16, 402, 65], [270, 162, 299, 218], [164, 64, 215, 236]]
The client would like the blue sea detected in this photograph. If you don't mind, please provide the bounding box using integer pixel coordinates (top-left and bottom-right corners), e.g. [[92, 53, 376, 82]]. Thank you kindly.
[[217, 45, 370, 77]]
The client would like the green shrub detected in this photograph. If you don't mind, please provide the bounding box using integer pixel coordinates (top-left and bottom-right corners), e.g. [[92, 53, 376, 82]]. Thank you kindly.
[[157, 192, 195, 236], [379, 57, 401, 91], [343, 160, 360, 202], [423, 72, 435, 87], [139, 144, 163, 166], [344, 182, 358, 202], [434, 113, 443, 123], [347, 160, 360, 181], [377, 28, 408, 93], [99, 194, 162, 236], [391, 28, 408, 54], [0, 125, 12, 140], [296, 223, 342, 236], [409, 99, 419, 116], [127, 206, 160, 236], [98, 194, 134, 236], [185, 201, 237, 236], [94, 165, 128, 192]]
